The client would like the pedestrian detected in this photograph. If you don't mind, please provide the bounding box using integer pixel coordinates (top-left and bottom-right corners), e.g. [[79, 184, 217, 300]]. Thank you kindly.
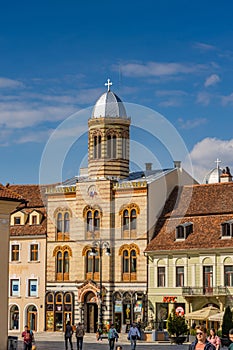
[[108, 323, 119, 350], [127, 323, 140, 350], [207, 328, 221, 350], [65, 320, 73, 350], [75, 322, 85, 350], [229, 328, 233, 349], [189, 325, 216, 350], [22, 325, 34, 350], [96, 324, 103, 341]]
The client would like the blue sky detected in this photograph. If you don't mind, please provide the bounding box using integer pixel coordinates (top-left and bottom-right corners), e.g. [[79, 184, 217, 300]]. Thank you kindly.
[[1, 0, 233, 184]]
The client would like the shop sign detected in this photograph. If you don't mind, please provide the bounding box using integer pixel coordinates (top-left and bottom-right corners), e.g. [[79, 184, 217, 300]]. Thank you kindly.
[[163, 296, 177, 303], [115, 301, 122, 312], [175, 306, 184, 316], [134, 300, 142, 312]]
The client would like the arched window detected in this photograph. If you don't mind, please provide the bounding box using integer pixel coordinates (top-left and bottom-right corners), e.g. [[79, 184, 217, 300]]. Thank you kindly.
[[85, 209, 101, 239], [107, 134, 117, 159], [94, 210, 100, 231], [123, 250, 129, 273], [64, 212, 70, 233], [121, 206, 138, 238], [85, 249, 100, 280], [122, 134, 128, 159], [122, 248, 137, 281], [56, 250, 70, 281], [56, 211, 71, 241], [57, 213, 62, 233], [93, 135, 102, 159], [87, 210, 93, 232]]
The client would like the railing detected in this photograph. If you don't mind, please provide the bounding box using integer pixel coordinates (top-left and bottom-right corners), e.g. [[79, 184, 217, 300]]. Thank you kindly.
[[182, 286, 228, 296]]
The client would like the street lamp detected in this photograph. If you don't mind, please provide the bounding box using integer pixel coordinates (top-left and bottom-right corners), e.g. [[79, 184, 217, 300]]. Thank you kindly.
[[90, 240, 111, 328]]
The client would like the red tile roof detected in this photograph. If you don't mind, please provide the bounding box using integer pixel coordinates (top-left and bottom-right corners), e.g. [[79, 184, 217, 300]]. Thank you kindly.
[[9, 184, 47, 237], [0, 184, 24, 201], [8, 184, 46, 208], [145, 182, 233, 252]]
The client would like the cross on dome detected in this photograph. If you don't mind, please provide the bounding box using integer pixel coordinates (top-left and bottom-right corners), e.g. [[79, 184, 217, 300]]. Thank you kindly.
[[215, 158, 221, 168], [105, 78, 113, 92]]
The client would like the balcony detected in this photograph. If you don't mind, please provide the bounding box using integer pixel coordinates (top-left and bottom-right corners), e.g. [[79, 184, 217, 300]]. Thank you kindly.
[[182, 286, 228, 297]]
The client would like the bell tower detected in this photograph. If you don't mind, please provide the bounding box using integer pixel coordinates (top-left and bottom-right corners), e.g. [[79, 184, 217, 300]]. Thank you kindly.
[[88, 79, 131, 179]]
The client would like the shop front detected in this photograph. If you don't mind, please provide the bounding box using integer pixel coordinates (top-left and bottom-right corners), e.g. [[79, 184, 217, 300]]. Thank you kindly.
[[113, 291, 145, 332]]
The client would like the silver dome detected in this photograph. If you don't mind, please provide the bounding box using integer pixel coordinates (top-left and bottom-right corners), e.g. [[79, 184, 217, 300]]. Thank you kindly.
[[92, 90, 127, 119]]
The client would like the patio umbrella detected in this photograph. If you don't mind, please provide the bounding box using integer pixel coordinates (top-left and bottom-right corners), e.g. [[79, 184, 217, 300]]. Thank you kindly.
[[208, 311, 224, 322], [185, 306, 220, 321]]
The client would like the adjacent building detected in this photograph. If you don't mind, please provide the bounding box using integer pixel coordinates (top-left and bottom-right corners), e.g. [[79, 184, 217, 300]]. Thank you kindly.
[[8, 185, 47, 332], [0, 184, 24, 347], [145, 172, 233, 329]]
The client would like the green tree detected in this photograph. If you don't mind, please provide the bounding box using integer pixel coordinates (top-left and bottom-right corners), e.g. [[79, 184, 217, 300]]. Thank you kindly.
[[167, 308, 188, 337], [222, 306, 233, 338]]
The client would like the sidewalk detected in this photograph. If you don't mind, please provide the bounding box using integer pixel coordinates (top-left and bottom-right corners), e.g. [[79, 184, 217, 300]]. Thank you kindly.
[[9, 330, 190, 346]]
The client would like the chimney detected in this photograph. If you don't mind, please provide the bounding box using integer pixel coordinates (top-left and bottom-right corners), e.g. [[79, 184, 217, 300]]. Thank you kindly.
[[145, 163, 152, 171], [174, 161, 181, 169], [220, 166, 232, 183]]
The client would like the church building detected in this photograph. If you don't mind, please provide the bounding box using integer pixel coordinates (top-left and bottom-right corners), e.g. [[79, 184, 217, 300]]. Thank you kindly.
[[45, 80, 196, 332]]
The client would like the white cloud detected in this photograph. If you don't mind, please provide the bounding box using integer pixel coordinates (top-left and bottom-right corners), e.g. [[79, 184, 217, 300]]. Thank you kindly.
[[221, 92, 233, 106], [0, 77, 23, 88], [115, 61, 207, 78], [204, 74, 220, 87], [196, 92, 211, 106], [185, 137, 233, 183], [193, 42, 217, 51], [0, 102, 76, 128], [177, 117, 207, 129]]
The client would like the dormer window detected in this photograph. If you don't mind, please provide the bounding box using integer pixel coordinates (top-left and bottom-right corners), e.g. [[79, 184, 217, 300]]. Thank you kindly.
[[176, 222, 193, 240], [29, 210, 42, 225], [14, 217, 21, 225], [221, 220, 233, 238]]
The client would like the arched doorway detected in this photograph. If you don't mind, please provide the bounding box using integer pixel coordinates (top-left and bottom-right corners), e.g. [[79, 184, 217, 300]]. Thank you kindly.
[[27, 305, 37, 331], [10, 305, 19, 330], [84, 291, 98, 333]]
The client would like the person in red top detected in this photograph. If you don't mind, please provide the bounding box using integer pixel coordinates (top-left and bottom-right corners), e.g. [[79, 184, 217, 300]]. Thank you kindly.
[[22, 325, 34, 350]]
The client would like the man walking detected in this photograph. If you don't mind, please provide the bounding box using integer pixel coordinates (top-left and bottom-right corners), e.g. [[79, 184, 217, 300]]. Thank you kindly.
[[64, 320, 73, 350], [75, 322, 85, 350], [128, 323, 140, 350]]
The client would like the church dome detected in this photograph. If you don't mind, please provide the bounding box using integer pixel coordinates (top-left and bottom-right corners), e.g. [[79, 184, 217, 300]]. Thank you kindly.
[[203, 167, 223, 184], [92, 79, 127, 119]]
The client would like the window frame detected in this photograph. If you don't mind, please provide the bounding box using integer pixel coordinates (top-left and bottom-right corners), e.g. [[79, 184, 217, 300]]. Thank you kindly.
[[85, 209, 101, 239], [56, 211, 71, 241], [10, 278, 20, 297], [55, 250, 70, 281], [28, 278, 38, 297], [29, 243, 39, 262], [175, 222, 193, 240], [122, 248, 137, 281], [10, 243, 20, 262], [224, 265, 233, 287], [221, 220, 233, 238], [157, 266, 166, 287], [122, 207, 138, 239], [176, 266, 184, 287]]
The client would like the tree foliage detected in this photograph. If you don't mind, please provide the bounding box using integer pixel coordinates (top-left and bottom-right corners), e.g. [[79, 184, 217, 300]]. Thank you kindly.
[[167, 308, 188, 337], [222, 306, 233, 338]]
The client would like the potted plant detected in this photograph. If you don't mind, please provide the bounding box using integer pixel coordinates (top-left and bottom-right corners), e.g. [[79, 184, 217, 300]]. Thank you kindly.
[[167, 309, 188, 344], [221, 306, 233, 347]]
